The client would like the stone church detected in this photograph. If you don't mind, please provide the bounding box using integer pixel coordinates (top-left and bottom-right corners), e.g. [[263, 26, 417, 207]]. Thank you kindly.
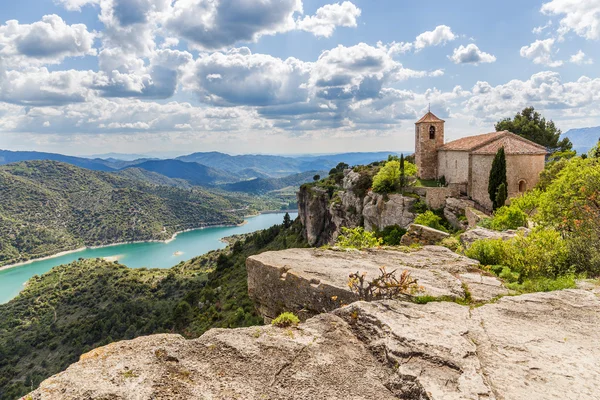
[[414, 111, 547, 210]]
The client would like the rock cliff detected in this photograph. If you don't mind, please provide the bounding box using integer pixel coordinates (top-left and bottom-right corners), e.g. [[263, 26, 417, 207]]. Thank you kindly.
[[298, 170, 416, 246], [28, 288, 600, 400]]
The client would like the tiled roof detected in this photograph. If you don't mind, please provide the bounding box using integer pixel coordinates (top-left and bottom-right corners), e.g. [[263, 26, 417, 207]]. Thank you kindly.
[[415, 111, 445, 124], [439, 131, 547, 155]]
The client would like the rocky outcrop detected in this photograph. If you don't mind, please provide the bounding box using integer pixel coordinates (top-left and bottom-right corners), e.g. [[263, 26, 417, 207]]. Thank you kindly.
[[247, 247, 507, 321], [298, 171, 416, 246], [459, 227, 528, 248], [362, 192, 416, 232], [443, 197, 474, 230], [400, 223, 450, 246], [465, 206, 489, 228], [29, 289, 600, 400]]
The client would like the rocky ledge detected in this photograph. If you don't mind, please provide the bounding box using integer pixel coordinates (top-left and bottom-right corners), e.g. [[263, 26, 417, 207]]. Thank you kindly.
[[247, 246, 509, 321], [28, 289, 600, 400]]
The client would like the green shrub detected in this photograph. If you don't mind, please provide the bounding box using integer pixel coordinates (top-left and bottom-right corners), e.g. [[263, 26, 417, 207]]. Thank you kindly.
[[439, 236, 460, 252], [336, 227, 382, 249], [507, 274, 576, 293], [271, 312, 300, 328], [375, 225, 406, 246], [414, 211, 448, 232], [464, 239, 507, 266], [372, 160, 401, 193], [489, 206, 528, 230], [498, 266, 519, 283]]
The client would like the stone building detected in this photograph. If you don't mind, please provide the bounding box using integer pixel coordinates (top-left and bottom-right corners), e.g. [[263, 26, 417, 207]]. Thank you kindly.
[[414, 111, 547, 210]]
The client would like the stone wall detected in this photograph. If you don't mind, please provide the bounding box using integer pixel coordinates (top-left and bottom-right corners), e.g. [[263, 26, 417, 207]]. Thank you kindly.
[[437, 150, 469, 183], [470, 153, 545, 210]]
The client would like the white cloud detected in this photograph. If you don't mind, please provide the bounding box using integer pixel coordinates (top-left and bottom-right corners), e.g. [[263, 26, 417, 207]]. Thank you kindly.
[[54, 0, 100, 11], [296, 1, 361, 37], [414, 25, 456, 50], [449, 44, 496, 65], [519, 39, 563, 67], [0, 15, 96, 67], [532, 20, 553, 34], [570, 50, 593, 65], [541, 0, 600, 40]]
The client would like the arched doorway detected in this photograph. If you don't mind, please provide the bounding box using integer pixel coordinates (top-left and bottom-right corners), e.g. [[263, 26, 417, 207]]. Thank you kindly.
[[518, 180, 526, 193]]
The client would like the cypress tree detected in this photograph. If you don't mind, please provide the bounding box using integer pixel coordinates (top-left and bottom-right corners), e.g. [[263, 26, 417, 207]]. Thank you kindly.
[[488, 147, 507, 210], [399, 153, 405, 192]]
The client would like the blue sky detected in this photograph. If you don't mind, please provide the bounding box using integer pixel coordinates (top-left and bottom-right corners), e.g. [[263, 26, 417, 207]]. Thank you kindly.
[[0, 0, 598, 156]]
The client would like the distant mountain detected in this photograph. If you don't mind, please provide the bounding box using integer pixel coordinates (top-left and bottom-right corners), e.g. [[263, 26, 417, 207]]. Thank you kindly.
[[83, 152, 153, 161], [124, 159, 238, 186], [0, 150, 116, 171], [115, 167, 192, 189], [177, 151, 403, 177], [221, 171, 325, 194], [563, 127, 600, 154], [0, 160, 246, 267]]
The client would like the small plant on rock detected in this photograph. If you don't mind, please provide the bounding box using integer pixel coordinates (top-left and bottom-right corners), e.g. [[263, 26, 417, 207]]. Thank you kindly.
[[271, 312, 300, 328], [348, 267, 421, 301], [336, 227, 382, 249]]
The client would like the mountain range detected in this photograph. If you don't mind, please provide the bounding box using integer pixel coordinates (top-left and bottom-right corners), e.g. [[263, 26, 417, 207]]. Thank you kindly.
[[563, 127, 600, 154]]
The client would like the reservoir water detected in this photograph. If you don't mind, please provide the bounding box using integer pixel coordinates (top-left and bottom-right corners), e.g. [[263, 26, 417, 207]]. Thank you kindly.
[[0, 212, 297, 304]]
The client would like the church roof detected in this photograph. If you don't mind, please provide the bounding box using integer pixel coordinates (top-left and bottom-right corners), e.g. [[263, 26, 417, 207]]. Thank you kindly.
[[439, 131, 547, 155], [415, 111, 445, 124]]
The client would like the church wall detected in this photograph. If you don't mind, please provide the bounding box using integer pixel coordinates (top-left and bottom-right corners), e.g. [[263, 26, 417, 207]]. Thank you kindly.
[[470, 153, 546, 210], [470, 154, 494, 210], [437, 150, 469, 183], [505, 154, 545, 198]]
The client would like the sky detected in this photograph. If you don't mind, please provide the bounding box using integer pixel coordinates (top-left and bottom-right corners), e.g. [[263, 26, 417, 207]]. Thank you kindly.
[[0, 0, 599, 156]]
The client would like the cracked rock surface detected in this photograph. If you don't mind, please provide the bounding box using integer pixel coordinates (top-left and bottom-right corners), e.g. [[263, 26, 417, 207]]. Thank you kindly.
[[247, 246, 508, 321], [28, 289, 600, 400]]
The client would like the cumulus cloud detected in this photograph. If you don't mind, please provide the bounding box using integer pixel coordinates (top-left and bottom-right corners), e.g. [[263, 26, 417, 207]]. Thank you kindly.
[[54, 0, 100, 11], [532, 20, 553, 34], [0, 15, 96, 67], [541, 0, 600, 40], [570, 50, 593, 65], [296, 1, 361, 37], [448, 44, 496, 64], [520, 39, 563, 67], [414, 25, 456, 50]]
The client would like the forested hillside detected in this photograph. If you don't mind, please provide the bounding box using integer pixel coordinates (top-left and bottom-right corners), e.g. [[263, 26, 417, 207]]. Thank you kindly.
[[221, 170, 324, 194], [0, 161, 248, 266], [0, 218, 307, 400]]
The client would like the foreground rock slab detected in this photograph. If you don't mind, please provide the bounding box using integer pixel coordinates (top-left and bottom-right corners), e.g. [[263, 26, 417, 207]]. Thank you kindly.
[[247, 246, 508, 321], [29, 289, 600, 400], [29, 314, 400, 400]]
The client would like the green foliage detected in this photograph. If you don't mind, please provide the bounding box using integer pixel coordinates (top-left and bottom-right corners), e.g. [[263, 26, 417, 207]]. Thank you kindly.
[[587, 138, 600, 158], [495, 106, 572, 153], [488, 147, 507, 210], [414, 211, 448, 232], [506, 274, 576, 293], [271, 312, 300, 328], [372, 160, 401, 193], [374, 225, 406, 246], [352, 171, 374, 199], [466, 227, 571, 279], [313, 174, 320, 181], [335, 227, 382, 249], [489, 206, 528, 230], [0, 218, 308, 399], [283, 212, 292, 228]]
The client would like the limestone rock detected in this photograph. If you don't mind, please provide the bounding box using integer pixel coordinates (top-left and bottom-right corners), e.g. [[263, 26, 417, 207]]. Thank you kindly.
[[362, 192, 416, 231], [465, 206, 490, 228], [29, 290, 600, 400], [459, 227, 528, 248], [247, 246, 506, 321], [400, 223, 450, 246], [443, 197, 474, 230], [297, 186, 335, 246], [334, 289, 600, 400], [28, 314, 401, 400]]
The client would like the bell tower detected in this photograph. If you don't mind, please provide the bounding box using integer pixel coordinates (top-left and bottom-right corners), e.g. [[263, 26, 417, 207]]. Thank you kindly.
[[414, 110, 445, 180]]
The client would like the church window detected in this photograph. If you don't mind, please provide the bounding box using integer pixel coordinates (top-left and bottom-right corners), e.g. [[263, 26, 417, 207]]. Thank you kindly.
[[429, 126, 436, 139], [519, 180, 526, 192]]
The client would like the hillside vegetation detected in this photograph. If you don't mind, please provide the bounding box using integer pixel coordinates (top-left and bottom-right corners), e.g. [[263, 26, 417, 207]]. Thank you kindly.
[[221, 170, 325, 194], [0, 160, 249, 266], [0, 217, 307, 400]]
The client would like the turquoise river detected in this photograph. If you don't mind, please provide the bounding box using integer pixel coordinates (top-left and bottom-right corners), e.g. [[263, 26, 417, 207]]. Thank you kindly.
[[0, 212, 297, 304]]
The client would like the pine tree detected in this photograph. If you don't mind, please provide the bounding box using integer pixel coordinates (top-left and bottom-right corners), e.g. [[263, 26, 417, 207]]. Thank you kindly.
[[283, 212, 291, 228], [488, 147, 507, 210]]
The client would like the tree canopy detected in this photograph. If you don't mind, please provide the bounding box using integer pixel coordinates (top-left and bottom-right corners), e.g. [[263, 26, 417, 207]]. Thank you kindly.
[[495, 107, 572, 153]]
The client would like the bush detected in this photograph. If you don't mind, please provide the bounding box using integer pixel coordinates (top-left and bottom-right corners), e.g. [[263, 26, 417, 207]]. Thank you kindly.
[[464, 239, 507, 266], [489, 206, 528, 230], [271, 312, 300, 328], [372, 160, 401, 193], [336, 227, 382, 249], [414, 211, 448, 232], [375, 225, 406, 246]]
